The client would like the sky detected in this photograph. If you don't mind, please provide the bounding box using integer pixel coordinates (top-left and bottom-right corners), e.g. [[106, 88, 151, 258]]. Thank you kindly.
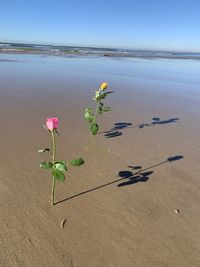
[[1, 0, 200, 52]]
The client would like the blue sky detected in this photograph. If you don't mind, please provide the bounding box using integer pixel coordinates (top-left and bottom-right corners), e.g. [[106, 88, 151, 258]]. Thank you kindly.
[[1, 0, 200, 51]]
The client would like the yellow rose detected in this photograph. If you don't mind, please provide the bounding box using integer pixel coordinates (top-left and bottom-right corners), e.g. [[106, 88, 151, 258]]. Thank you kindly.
[[100, 82, 108, 91]]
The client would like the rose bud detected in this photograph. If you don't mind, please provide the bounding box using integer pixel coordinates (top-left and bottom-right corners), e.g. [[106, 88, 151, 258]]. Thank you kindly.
[[99, 82, 108, 91], [46, 117, 59, 131]]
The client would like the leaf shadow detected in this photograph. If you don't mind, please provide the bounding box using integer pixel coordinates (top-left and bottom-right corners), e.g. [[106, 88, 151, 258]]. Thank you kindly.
[[102, 117, 179, 138]]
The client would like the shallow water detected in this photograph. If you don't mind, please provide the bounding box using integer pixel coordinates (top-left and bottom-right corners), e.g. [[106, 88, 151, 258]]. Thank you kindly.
[[0, 53, 200, 115], [0, 53, 199, 88]]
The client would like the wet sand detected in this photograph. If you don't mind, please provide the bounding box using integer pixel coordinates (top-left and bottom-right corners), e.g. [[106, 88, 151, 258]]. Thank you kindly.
[[0, 54, 200, 266]]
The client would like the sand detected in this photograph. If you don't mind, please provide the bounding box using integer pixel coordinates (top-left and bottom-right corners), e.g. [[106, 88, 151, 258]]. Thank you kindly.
[[0, 55, 200, 267]]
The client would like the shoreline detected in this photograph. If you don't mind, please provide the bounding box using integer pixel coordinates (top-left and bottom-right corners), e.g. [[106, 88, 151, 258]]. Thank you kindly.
[[1, 48, 200, 60]]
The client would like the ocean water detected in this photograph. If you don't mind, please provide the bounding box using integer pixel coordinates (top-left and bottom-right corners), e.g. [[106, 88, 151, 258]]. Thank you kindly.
[[0, 53, 199, 91], [1, 42, 200, 60]]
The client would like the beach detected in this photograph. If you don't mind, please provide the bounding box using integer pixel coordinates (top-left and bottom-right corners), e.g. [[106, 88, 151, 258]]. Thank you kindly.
[[0, 54, 200, 266]]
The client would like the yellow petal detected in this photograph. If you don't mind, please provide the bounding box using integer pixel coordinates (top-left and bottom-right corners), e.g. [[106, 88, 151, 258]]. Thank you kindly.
[[100, 82, 108, 91]]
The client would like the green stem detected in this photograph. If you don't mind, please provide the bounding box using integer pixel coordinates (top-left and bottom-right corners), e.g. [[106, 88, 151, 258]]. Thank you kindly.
[[51, 130, 56, 206], [92, 101, 100, 124]]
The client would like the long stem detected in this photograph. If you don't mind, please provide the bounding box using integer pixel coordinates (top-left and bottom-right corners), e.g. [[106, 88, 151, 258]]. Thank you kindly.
[[51, 130, 56, 206]]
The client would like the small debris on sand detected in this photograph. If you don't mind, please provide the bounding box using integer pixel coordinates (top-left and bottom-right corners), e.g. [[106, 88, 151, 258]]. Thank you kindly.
[[61, 218, 67, 229], [174, 209, 180, 214]]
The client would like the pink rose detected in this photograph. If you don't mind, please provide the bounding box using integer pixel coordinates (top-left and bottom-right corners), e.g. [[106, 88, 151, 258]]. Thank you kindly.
[[46, 117, 59, 131]]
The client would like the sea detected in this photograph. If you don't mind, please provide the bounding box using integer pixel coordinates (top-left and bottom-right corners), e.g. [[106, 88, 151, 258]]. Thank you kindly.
[[0, 42, 200, 60]]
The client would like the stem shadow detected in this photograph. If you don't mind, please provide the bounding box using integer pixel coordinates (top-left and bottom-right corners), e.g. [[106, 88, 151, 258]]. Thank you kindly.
[[55, 155, 183, 205]]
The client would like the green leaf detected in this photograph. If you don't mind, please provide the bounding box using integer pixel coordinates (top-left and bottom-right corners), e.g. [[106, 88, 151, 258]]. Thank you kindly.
[[84, 111, 94, 123], [103, 106, 111, 112], [52, 169, 65, 182], [90, 123, 99, 135], [84, 111, 91, 119], [85, 107, 93, 114], [53, 161, 67, 172], [97, 106, 103, 115], [69, 157, 85, 166], [40, 161, 53, 169], [84, 108, 94, 123]]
